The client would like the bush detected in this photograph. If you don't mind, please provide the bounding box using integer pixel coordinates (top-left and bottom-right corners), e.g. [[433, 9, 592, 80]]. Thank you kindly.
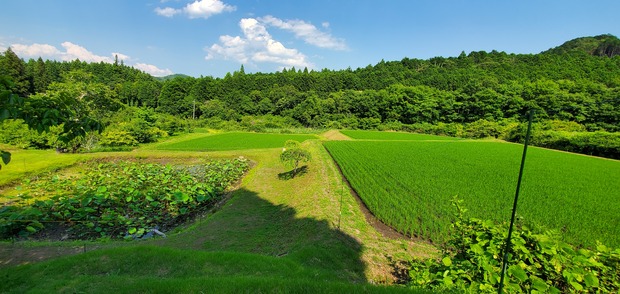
[[0, 119, 35, 148], [99, 130, 138, 147], [156, 114, 187, 135], [464, 119, 503, 138], [434, 122, 464, 137], [408, 198, 620, 293], [358, 117, 381, 130], [506, 124, 620, 159]]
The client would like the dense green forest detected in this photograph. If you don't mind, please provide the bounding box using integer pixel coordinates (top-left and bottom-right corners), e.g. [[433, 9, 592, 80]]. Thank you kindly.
[[1, 34, 619, 157]]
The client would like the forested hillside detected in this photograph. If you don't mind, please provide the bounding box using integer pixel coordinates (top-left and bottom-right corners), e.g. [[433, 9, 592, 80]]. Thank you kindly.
[[1, 35, 619, 156]]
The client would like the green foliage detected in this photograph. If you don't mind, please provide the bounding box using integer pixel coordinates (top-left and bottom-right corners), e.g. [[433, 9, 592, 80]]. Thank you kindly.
[[99, 130, 138, 147], [323, 139, 620, 247], [19, 75, 110, 150], [280, 140, 312, 176], [0, 75, 24, 120], [408, 198, 620, 293], [156, 113, 188, 135], [0, 158, 250, 239], [506, 123, 620, 159], [0, 119, 40, 148], [464, 119, 503, 138], [104, 107, 171, 144]]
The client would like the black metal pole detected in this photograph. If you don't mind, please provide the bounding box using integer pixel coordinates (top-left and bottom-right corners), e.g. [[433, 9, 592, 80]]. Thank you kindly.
[[498, 109, 534, 293]]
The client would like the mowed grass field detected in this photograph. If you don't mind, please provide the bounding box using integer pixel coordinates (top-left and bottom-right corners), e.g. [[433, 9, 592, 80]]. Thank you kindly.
[[324, 138, 620, 248], [341, 130, 459, 141], [154, 132, 318, 151]]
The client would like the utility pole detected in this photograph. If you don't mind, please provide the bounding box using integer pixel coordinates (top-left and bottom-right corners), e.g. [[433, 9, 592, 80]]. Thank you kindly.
[[192, 100, 196, 120], [498, 109, 534, 293]]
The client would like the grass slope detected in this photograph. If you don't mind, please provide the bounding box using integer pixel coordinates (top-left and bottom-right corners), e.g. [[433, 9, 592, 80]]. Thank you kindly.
[[1, 246, 425, 293], [324, 140, 620, 247], [0, 150, 88, 187], [0, 136, 436, 292], [154, 132, 318, 151]]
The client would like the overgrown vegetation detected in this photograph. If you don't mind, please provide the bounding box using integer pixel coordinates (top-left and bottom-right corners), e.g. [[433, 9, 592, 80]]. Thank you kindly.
[[0, 158, 249, 239], [408, 198, 620, 293]]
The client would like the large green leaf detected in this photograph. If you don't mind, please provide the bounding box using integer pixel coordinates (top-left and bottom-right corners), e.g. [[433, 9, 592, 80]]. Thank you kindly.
[[508, 265, 528, 282], [1, 150, 11, 165]]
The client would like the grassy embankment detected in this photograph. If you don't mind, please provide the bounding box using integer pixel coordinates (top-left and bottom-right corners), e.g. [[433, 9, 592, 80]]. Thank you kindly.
[[0, 131, 435, 293]]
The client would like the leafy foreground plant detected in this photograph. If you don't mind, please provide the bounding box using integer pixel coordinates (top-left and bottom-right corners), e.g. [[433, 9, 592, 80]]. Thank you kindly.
[[0, 158, 250, 239], [408, 197, 620, 293], [280, 140, 311, 178]]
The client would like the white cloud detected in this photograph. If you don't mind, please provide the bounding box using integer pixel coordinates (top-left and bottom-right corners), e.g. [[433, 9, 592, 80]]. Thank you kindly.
[[259, 15, 347, 50], [60, 42, 112, 63], [205, 18, 312, 69], [155, 0, 235, 19], [9, 41, 173, 77], [154, 7, 180, 17], [185, 0, 235, 19], [133, 63, 173, 76], [11, 43, 62, 57], [206, 35, 249, 63], [322, 22, 330, 29]]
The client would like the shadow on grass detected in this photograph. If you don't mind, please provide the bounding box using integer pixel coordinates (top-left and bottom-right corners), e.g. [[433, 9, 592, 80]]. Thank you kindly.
[[0, 188, 370, 290], [158, 187, 368, 284], [277, 165, 308, 180]]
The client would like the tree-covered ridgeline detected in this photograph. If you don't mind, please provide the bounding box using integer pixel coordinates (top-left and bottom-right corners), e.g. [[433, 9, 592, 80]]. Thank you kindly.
[[1, 34, 619, 152]]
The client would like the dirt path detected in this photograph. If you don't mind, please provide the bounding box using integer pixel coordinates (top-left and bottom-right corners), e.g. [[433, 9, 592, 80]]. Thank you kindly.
[[321, 130, 353, 141]]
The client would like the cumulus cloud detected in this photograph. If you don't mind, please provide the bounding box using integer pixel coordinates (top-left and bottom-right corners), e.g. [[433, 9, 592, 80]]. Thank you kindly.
[[259, 15, 347, 50], [10, 42, 173, 76], [10, 43, 62, 57], [11, 42, 112, 62], [133, 63, 173, 76], [205, 18, 312, 69], [155, 0, 235, 19], [60, 42, 112, 62], [154, 7, 180, 17]]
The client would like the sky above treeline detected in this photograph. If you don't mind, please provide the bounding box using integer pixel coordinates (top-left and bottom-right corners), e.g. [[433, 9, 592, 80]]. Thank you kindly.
[[1, 0, 619, 77]]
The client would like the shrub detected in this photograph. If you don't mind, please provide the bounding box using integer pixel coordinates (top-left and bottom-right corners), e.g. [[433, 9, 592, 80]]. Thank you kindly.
[[408, 198, 620, 293], [156, 114, 187, 135], [464, 119, 503, 138], [99, 130, 138, 147], [0, 119, 36, 148]]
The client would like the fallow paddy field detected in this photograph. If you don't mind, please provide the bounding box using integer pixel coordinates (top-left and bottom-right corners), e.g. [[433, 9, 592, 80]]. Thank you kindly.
[[1, 129, 619, 292]]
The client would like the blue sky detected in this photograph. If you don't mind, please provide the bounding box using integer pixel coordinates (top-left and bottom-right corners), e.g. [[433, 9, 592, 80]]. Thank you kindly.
[[1, 0, 619, 77]]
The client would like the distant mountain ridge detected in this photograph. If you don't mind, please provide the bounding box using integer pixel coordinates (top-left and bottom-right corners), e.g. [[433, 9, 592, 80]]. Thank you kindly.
[[155, 74, 191, 81], [544, 34, 620, 57]]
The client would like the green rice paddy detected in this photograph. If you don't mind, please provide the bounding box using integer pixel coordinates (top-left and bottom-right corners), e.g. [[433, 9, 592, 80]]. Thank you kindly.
[[340, 130, 459, 141], [324, 139, 620, 247], [155, 132, 318, 151]]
